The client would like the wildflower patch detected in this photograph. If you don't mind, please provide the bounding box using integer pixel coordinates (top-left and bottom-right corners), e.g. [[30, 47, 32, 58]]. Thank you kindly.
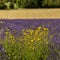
[[0, 19, 60, 60]]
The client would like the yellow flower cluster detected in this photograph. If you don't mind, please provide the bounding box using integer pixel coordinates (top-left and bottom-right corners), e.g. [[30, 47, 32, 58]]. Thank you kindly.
[[0, 26, 50, 60], [43, 27, 48, 31], [21, 26, 49, 48], [5, 31, 13, 39], [4, 26, 49, 48]]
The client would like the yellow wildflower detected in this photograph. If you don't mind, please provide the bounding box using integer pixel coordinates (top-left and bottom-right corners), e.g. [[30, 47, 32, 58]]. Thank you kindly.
[[44, 40, 46, 42], [46, 42, 48, 44], [37, 26, 41, 30], [43, 28, 48, 31], [9, 35, 13, 39], [34, 30, 38, 35], [26, 29, 30, 32], [5, 32, 9, 35], [37, 38, 40, 41], [30, 30, 34, 35], [31, 40, 34, 42], [28, 42, 30, 45], [23, 32, 27, 35]]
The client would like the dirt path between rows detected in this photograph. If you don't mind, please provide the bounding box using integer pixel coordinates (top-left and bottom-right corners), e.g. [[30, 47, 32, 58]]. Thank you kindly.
[[0, 9, 60, 19]]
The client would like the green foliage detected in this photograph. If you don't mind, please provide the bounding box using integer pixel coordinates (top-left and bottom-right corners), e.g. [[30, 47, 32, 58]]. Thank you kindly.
[[0, 0, 60, 9], [16, 0, 38, 8], [22, 0, 37, 8], [16, 0, 21, 7], [0, 26, 50, 60], [0, 1, 7, 9], [42, 0, 60, 8], [9, 2, 14, 9]]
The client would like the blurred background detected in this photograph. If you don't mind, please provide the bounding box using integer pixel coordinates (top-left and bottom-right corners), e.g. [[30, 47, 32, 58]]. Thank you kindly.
[[0, 0, 60, 9]]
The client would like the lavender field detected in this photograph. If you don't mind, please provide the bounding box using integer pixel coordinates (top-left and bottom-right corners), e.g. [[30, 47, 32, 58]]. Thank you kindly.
[[0, 19, 60, 60]]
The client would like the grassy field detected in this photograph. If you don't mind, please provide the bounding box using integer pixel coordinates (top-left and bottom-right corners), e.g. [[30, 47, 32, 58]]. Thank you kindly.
[[0, 9, 60, 19]]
